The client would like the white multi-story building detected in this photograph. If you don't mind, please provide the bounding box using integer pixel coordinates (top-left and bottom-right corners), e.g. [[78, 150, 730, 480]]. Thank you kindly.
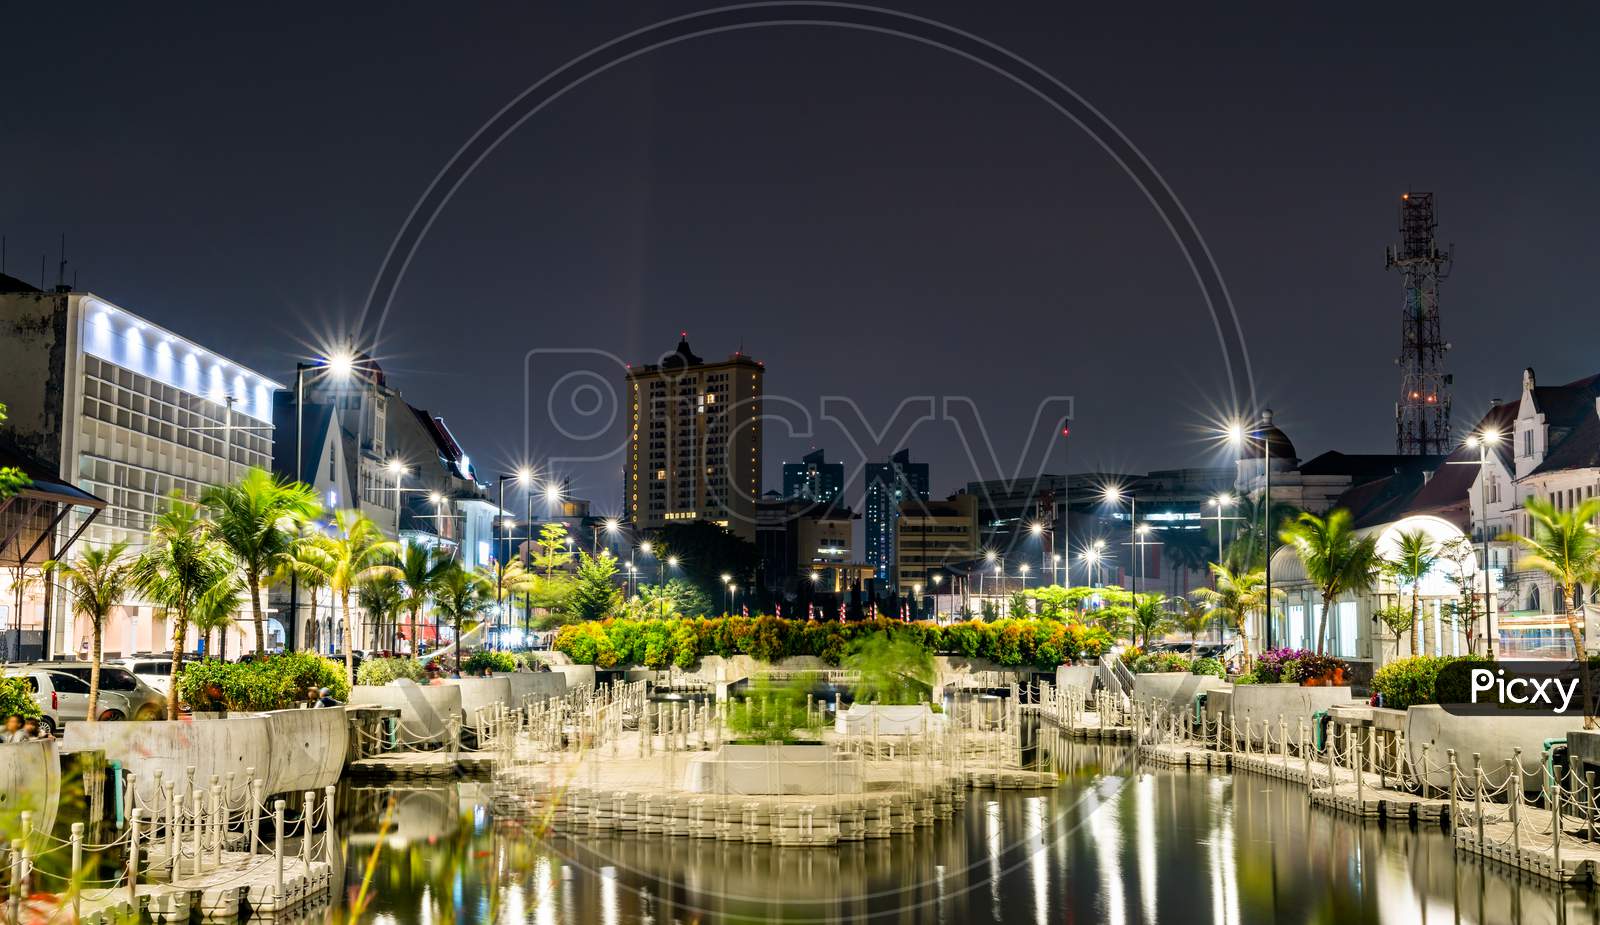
[[0, 276, 280, 658]]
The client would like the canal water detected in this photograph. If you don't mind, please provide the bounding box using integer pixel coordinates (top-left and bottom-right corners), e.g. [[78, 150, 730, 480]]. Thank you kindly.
[[326, 732, 1600, 924]]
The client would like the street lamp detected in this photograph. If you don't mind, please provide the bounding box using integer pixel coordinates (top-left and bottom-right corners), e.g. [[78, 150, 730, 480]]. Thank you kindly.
[[1018, 563, 1030, 590], [722, 573, 734, 615], [1227, 413, 1277, 649], [1104, 485, 1139, 593], [1029, 521, 1049, 587], [660, 555, 679, 619], [494, 468, 535, 650], [1465, 428, 1502, 657], [982, 549, 997, 599]]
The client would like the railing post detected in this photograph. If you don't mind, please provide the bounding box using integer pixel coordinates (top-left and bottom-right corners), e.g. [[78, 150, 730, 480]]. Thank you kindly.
[[1473, 754, 1483, 848], [1552, 768, 1563, 876], [70, 822, 83, 920], [249, 779, 263, 861], [128, 808, 141, 905], [324, 784, 338, 864], [1447, 749, 1458, 828], [1508, 757, 1521, 857], [274, 799, 286, 902]]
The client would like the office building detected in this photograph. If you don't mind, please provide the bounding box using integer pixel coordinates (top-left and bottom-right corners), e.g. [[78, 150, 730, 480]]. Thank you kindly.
[[864, 449, 928, 581], [0, 276, 280, 656], [624, 335, 763, 542], [782, 449, 844, 505], [894, 493, 978, 595]]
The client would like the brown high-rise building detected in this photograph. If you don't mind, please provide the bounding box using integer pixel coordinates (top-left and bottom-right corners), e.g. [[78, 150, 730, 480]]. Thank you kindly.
[[625, 335, 763, 541]]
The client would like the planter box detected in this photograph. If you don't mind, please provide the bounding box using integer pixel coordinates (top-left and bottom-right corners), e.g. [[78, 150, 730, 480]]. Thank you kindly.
[[64, 709, 346, 806], [1205, 684, 1356, 746], [1404, 704, 1585, 793], [1055, 664, 1097, 695], [835, 703, 935, 736], [349, 682, 463, 745], [0, 740, 59, 840], [682, 743, 857, 795], [443, 677, 513, 728], [548, 665, 596, 694], [1131, 671, 1229, 710], [494, 671, 566, 708]]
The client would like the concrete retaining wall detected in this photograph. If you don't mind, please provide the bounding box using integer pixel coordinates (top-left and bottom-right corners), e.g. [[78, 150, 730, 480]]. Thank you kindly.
[[1055, 665, 1097, 694], [65, 709, 346, 805], [1131, 672, 1229, 710], [1404, 704, 1584, 792], [348, 683, 463, 745], [444, 677, 512, 729], [494, 672, 567, 708], [1205, 684, 1357, 744], [0, 740, 59, 839], [548, 665, 595, 694], [682, 743, 858, 795]]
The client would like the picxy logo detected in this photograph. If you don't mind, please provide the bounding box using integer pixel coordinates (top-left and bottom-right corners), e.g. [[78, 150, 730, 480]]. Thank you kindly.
[[1469, 668, 1579, 713]]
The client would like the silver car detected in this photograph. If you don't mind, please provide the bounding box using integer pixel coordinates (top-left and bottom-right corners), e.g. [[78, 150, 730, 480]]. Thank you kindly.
[[6, 663, 167, 734]]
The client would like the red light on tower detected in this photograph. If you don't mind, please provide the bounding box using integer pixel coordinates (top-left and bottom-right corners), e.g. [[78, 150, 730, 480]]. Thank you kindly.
[[1060, 425, 1070, 437]]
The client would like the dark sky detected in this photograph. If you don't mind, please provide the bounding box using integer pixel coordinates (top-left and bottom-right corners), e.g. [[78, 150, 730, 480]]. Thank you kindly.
[[7, 2, 1600, 514]]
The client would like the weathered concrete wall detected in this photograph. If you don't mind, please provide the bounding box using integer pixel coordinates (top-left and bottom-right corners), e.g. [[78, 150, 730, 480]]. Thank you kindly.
[[0, 739, 60, 840], [1131, 671, 1229, 709], [494, 672, 567, 707], [682, 744, 858, 795], [548, 665, 595, 694], [1404, 704, 1584, 792], [1055, 665, 1097, 694], [1206, 684, 1357, 743], [835, 704, 935, 735], [0, 291, 69, 466], [348, 683, 462, 745], [64, 709, 345, 805], [444, 677, 512, 728]]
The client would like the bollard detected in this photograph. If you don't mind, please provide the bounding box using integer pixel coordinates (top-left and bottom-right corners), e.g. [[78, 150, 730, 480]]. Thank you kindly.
[[249, 779, 263, 861], [70, 822, 83, 919], [1473, 754, 1483, 847], [192, 790, 204, 876], [274, 799, 286, 901], [128, 808, 142, 904], [1447, 750, 1458, 828], [303, 790, 316, 871], [1508, 757, 1521, 857], [324, 784, 338, 864], [1552, 770, 1563, 874], [165, 782, 178, 872]]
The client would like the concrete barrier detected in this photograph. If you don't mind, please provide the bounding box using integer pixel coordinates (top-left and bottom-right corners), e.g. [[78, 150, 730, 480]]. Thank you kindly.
[[64, 709, 345, 805], [0, 740, 59, 840], [1404, 704, 1584, 793], [494, 672, 567, 708], [349, 682, 462, 745], [443, 677, 512, 729], [1205, 684, 1357, 744], [682, 744, 858, 795], [1055, 664, 1097, 694], [835, 704, 935, 735], [1131, 671, 1229, 710], [548, 665, 595, 694]]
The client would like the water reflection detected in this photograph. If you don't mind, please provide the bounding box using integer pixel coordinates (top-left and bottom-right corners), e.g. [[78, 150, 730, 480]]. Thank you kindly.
[[327, 735, 1599, 924]]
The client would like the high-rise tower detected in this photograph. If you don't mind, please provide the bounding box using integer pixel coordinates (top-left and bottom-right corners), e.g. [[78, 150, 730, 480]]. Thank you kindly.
[[1387, 192, 1453, 455]]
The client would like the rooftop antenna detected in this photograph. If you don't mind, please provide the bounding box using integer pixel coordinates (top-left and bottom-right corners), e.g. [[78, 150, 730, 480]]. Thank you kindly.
[[57, 234, 67, 290], [1386, 192, 1453, 455]]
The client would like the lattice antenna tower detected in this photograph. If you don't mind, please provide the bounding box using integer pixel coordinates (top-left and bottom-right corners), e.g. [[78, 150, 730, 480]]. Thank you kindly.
[[1386, 192, 1453, 455]]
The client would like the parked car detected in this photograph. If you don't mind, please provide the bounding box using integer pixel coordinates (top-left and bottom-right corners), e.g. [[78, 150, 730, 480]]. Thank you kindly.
[[4, 663, 167, 734], [109, 654, 197, 696]]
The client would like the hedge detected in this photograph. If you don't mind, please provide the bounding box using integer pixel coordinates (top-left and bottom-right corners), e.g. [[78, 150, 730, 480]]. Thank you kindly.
[[178, 653, 350, 713], [552, 616, 1112, 669], [1371, 655, 1494, 709], [356, 657, 427, 686], [463, 651, 518, 675], [0, 677, 41, 720]]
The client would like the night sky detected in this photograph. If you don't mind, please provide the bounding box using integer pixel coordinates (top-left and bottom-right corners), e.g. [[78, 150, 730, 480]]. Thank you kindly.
[[7, 3, 1600, 515]]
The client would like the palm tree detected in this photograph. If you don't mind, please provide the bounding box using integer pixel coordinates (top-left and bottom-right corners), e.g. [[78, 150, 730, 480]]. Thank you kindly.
[[130, 497, 237, 718], [280, 532, 333, 655], [434, 564, 494, 674], [1224, 496, 1300, 573], [1280, 509, 1381, 654], [45, 542, 136, 720], [1128, 593, 1173, 648], [395, 541, 449, 657], [192, 574, 243, 661], [359, 574, 406, 653], [1174, 594, 1218, 656], [1383, 528, 1439, 657], [202, 468, 322, 655], [1502, 497, 1600, 663], [311, 510, 401, 684], [1193, 564, 1276, 665]]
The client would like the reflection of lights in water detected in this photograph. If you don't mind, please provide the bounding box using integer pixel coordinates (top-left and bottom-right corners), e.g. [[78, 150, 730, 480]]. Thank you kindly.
[[371, 915, 398, 925], [1089, 780, 1127, 925], [935, 863, 947, 922], [418, 884, 433, 925], [986, 800, 1002, 914], [1028, 797, 1047, 925], [503, 881, 526, 924], [533, 856, 555, 925], [601, 865, 618, 925], [1136, 775, 1156, 925], [1205, 777, 1238, 925]]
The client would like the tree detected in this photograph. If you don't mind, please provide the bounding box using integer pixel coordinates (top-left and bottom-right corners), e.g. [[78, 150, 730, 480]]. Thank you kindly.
[[1173, 594, 1218, 656], [1279, 509, 1380, 654], [395, 541, 450, 654], [1437, 536, 1487, 654], [565, 551, 622, 622], [359, 574, 406, 652], [1162, 528, 1215, 596], [202, 467, 322, 655], [131, 497, 237, 718], [1383, 528, 1439, 657], [530, 522, 574, 581], [1128, 593, 1172, 648], [281, 532, 333, 654], [632, 579, 711, 619], [310, 510, 401, 684], [435, 564, 494, 673], [655, 521, 760, 604], [1193, 564, 1277, 665], [191, 574, 243, 661], [45, 542, 135, 720], [1503, 497, 1600, 664], [1025, 585, 1098, 619]]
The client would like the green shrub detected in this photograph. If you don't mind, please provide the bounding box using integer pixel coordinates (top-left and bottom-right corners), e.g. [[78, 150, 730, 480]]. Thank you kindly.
[[725, 674, 822, 743], [1130, 652, 1192, 674], [0, 677, 41, 720], [1190, 657, 1226, 679], [357, 657, 426, 686], [1372, 655, 1494, 708], [462, 651, 518, 675], [177, 653, 347, 713]]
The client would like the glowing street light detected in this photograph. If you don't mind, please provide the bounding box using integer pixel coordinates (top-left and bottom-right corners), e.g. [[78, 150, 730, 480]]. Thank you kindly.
[[1464, 427, 1503, 656]]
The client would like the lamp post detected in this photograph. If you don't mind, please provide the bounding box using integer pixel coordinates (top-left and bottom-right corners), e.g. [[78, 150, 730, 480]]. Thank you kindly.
[[982, 550, 997, 600], [931, 572, 943, 621], [1030, 521, 1048, 587], [661, 556, 678, 618], [1466, 429, 1502, 657], [1104, 485, 1138, 593], [1018, 563, 1030, 591], [1230, 413, 1277, 650], [722, 573, 734, 616], [1135, 524, 1153, 594], [495, 468, 534, 650], [287, 349, 359, 652]]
